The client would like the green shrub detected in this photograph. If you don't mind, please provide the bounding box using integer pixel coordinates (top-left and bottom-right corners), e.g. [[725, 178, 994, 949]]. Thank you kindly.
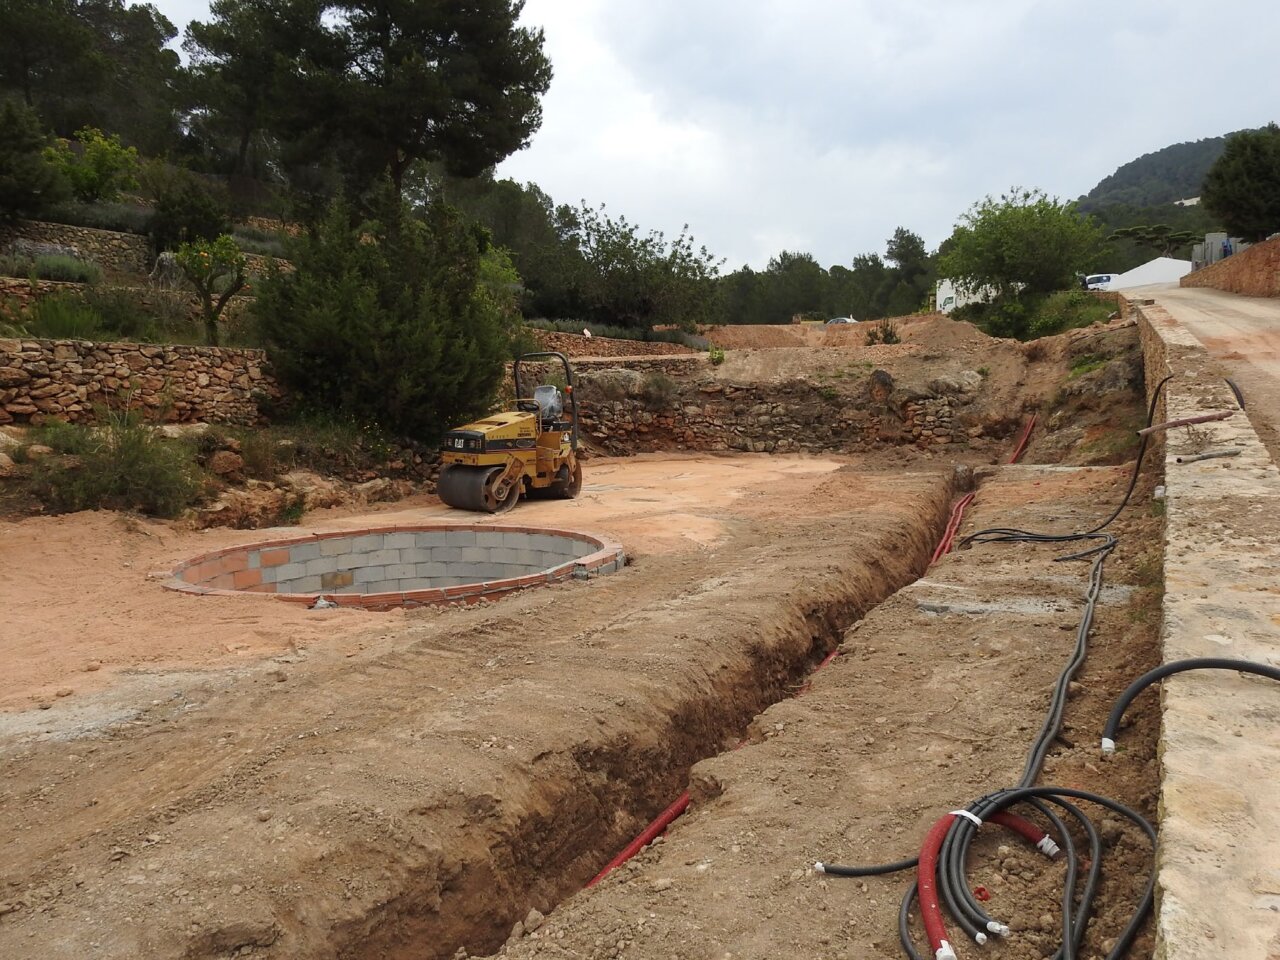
[[865, 318, 901, 345], [230, 230, 287, 258], [42, 200, 153, 234], [0, 253, 101, 284], [1028, 290, 1115, 338], [25, 293, 105, 339], [253, 198, 510, 442], [708, 345, 725, 365], [0, 99, 69, 221], [640, 372, 678, 408], [25, 407, 206, 518], [148, 166, 230, 253], [43, 128, 140, 203]]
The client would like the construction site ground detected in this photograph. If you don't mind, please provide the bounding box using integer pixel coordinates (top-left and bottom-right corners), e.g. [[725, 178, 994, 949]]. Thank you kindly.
[[0, 320, 1168, 960]]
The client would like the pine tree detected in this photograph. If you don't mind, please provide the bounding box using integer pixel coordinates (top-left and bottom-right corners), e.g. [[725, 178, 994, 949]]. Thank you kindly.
[[0, 99, 68, 221], [1202, 123, 1280, 242]]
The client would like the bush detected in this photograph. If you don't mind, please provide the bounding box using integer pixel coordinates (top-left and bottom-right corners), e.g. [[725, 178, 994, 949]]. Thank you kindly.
[[865, 318, 901, 345], [148, 166, 231, 253], [0, 252, 102, 284], [24, 407, 206, 518], [0, 99, 69, 221], [708, 345, 725, 365], [81, 285, 196, 342], [1028, 290, 1115, 338], [43, 128, 140, 204], [42, 200, 153, 234], [230, 229, 287, 258], [253, 197, 511, 442], [24, 293, 105, 339], [640, 372, 678, 409]]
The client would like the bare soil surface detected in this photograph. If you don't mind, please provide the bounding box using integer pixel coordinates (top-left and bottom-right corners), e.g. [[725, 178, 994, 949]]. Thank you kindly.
[[701, 316, 938, 350], [0, 454, 955, 960], [493, 462, 1165, 960]]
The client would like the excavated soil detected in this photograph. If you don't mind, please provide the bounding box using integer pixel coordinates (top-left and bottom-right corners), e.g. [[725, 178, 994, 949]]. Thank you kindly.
[[491, 463, 1165, 960], [0, 455, 956, 960]]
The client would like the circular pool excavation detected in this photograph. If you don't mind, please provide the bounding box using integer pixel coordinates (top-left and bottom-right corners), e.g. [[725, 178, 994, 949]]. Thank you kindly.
[[165, 524, 624, 610]]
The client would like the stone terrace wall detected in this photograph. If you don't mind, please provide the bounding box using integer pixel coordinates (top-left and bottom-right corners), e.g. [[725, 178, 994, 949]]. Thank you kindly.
[[0, 337, 278, 425], [0, 220, 150, 277], [576, 367, 992, 455], [1135, 304, 1280, 960], [530, 329, 696, 358], [1179, 235, 1280, 297]]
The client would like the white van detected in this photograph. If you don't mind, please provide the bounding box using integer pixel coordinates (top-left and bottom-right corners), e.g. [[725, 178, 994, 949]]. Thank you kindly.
[[1083, 274, 1117, 291]]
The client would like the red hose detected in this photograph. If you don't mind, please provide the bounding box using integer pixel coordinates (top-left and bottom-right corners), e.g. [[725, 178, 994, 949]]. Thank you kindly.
[[989, 810, 1044, 846], [930, 492, 975, 565], [1008, 413, 1038, 464], [586, 791, 691, 887], [917, 813, 958, 958]]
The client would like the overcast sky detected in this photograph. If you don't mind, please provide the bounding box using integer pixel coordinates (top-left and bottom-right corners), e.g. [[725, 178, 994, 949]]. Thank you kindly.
[[155, 0, 1278, 269]]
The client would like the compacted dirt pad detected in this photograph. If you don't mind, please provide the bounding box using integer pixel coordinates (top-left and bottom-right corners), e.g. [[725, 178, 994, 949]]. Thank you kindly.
[[0, 456, 957, 960]]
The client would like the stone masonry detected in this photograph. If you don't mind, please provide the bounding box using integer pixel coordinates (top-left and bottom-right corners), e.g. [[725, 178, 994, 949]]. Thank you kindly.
[[0, 337, 279, 425], [0, 220, 150, 277], [1180, 235, 1280, 298]]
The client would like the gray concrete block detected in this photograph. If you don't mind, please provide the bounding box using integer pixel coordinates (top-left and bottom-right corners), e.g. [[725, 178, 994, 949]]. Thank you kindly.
[[488, 547, 523, 566], [384, 533, 417, 550], [287, 575, 322, 593], [398, 577, 433, 592], [431, 546, 465, 563], [460, 546, 490, 563], [320, 537, 354, 557], [415, 562, 450, 579], [260, 565, 278, 584], [529, 533, 567, 554], [305, 556, 339, 577], [247, 552, 261, 569], [476, 531, 506, 548], [353, 565, 387, 584], [400, 547, 433, 564], [363, 580, 400, 594], [363, 548, 401, 566], [385, 563, 416, 580], [289, 542, 321, 563], [445, 529, 476, 547], [275, 562, 307, 582], [351, 534, 385, 553], [502, 532, 536, 549], [336, 552, 368, 571]]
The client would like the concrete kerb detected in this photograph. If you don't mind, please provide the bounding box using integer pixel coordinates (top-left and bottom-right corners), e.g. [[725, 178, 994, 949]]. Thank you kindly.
[[163, 523, 624, 610], [1135, 304, 1280, 960]]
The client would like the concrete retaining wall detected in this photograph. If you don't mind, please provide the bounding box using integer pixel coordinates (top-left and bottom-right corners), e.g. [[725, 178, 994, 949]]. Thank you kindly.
[[1135, 303, 1280, 959]]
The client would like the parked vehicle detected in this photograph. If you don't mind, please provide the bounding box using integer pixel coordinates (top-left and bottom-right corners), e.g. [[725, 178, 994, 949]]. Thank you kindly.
[[1083, 274, 1117, 291], [825, 316, 858, 324]]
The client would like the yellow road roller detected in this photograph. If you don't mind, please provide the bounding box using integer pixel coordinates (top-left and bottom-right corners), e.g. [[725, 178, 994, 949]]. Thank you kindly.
[[437, 351, 583, 513]]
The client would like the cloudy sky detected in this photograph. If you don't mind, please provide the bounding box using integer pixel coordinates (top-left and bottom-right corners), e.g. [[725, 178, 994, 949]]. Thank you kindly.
[[155, 0, 1277, 269]]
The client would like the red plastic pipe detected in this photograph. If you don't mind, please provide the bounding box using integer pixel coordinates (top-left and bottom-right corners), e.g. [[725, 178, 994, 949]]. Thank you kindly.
[[930, 492, 975, 565], [917, 813, 959, 960], [1008, 413, 1038, 464], [586, 791, 691, 887]]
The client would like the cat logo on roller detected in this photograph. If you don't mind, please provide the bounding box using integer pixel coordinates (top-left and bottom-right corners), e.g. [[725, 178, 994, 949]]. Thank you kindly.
[[437, 352, 583, 513]]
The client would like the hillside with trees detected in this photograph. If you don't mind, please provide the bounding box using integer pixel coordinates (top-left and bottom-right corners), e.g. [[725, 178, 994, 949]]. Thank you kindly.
[[1078, 134, 1236, 209]]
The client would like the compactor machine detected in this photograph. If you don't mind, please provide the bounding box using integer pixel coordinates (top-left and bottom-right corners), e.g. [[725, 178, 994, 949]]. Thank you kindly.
[[437, 352, 583, 513]]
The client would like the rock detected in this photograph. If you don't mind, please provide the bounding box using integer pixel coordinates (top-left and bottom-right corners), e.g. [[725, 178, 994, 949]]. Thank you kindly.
[[256, 808, 273, 822], [208, 450, 245, 476], [55, 687, 73, 698], [25, 443, 54, 459], [158, 423, 211, 440], [524, 907, 545, 932], [0, 452, 15, 477]]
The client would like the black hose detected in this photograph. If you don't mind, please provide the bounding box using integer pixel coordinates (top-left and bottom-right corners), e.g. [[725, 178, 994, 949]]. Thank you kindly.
[[1102, 658, 1280, 750]]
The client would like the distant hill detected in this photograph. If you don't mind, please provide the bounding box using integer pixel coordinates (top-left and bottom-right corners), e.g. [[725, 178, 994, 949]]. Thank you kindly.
[[1078, 133, 1246, 211]]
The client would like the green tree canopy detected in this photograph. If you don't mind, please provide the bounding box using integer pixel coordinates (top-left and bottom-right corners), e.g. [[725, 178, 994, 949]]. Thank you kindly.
[[0, 99, 69, 220], [937, 187, 1103, 298], [252, 196, 512, 441], [1202, 123, 1280, 242]]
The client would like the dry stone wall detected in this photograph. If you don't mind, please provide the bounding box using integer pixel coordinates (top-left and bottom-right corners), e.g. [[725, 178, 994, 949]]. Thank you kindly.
[[530, 329, 696, 358], [1179, 235, 1280, 297], [576, 367, 991, 455], [0, 337, 278, 425], [0, 220, 150, 277]]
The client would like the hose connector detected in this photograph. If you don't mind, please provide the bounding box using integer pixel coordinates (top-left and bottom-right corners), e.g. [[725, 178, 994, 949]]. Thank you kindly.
[[987, 920, 1011, 937], [1101, 737, 1117, 755], [812, 861, 826, 874], [975, 931, 988, 945], [1036, 836, 1061, 858], [935, 941, 958, 960]]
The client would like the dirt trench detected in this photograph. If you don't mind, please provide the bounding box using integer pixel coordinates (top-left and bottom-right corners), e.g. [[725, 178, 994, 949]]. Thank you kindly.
[[0, 465, 956, 960]]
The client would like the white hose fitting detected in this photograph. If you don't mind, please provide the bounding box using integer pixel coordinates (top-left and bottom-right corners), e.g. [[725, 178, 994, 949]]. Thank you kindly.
[[1101, 737, 1117, 755], [1036, 836, 1061, 858], [935, 941, 958, 960], [812, 862, 826, 874], [987, 920, 1011, 937], [975, 931, 988, 945]]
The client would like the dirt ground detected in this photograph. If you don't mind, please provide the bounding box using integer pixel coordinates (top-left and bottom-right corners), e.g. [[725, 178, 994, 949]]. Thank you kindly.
[[493, 463, 1165, 960], [701, 315, 939, 350], [0, 316, 1164, 960]]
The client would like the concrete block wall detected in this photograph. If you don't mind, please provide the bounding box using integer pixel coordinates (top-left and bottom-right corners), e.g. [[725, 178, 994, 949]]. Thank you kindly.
[[166, 523, 625, 610], [1135, 304, 1280, 960]]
